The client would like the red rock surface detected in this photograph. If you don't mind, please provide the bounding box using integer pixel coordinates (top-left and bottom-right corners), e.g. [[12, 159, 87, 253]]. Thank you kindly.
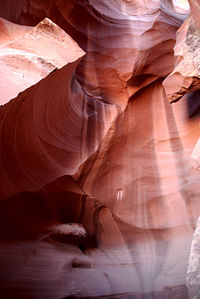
[[0, 17, 84, 105], [0, 0, 188, 109], [188, 0, 200, 28], [0, 0, 200, 298]]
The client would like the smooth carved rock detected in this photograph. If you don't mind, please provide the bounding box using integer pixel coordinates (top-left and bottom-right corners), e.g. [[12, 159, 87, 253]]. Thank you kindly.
[[0, 17, 30, 47], [0, 0, 187, 198], [162, 1, 200, 173], [0, 0, 187, 110], [0, 18, 85, 105], [79, 78, 200, 228], [0, 18, 118, 200], [0, 0, 200, 298], [188, 0, 200, 28]]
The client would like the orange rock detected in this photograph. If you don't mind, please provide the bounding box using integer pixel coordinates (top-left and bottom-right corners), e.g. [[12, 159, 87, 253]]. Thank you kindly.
[[0, 1, 200, 298]]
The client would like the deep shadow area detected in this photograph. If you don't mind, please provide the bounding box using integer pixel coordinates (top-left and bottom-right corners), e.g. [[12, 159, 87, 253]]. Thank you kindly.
[[0, 175, 85, 237], [186, 90, 200, 118]]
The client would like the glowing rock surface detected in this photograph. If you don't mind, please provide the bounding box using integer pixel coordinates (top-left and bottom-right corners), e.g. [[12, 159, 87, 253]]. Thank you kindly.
[[0, 1, 200, 298]]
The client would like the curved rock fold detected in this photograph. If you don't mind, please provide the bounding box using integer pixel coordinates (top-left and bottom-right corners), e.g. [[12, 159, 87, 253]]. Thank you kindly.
[[1, 1, 200, 298]]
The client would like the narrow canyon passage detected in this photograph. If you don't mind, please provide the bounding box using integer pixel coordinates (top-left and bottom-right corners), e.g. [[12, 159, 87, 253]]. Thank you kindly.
[[1, 0, 200, 298]]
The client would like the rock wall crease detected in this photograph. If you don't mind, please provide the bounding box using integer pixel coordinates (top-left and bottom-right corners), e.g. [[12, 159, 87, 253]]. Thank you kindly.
[[1, 0, 200, 298]]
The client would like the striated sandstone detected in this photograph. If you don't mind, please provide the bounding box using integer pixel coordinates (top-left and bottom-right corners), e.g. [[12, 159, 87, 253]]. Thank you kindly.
[[0, 0, 187, 109], [0, 1, 200, 298], [0, 17, 84, 105], [0, 35, 117, 199]]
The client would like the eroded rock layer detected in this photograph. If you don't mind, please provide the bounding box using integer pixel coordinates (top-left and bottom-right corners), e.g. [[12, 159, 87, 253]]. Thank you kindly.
[[0, 0, 200, 298]]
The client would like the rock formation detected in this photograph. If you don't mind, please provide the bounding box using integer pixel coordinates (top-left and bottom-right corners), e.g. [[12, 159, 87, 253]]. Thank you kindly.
[[0, 20, 118, 200], [163, 1, 200, 298], [163, 15, 200, 103], [0, 17, 85, 105], [186, 216, 200, 299], [0, 0, 200, 298]]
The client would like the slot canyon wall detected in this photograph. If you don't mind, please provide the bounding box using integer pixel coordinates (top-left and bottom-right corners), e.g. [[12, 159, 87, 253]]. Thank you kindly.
[[0, 0, 200, 298]]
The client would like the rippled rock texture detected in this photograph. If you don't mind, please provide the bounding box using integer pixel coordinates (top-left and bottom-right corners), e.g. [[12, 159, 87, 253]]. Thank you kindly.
[[0, 0, 199, 298], [0, 17, 84, 105]]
